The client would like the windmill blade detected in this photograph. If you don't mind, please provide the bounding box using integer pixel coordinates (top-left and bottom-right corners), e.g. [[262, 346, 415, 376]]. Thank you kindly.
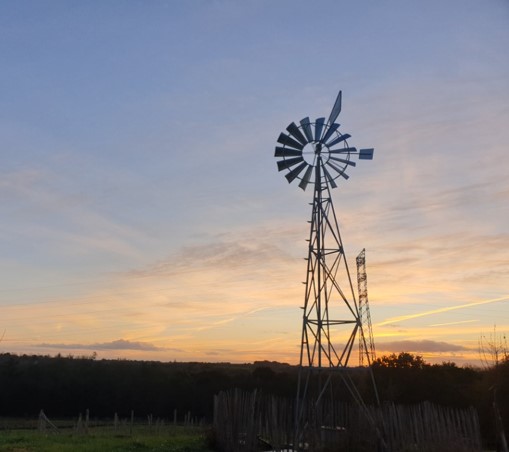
[[277, 133, 304, 150], [286, 122, 308, 146], [314, 117, 325, 142], [327, 161, 350, 179], [329, 147, 357, 154], [285, 161, 308, 183], [275, 147, 302, 158], [277, 156, 304, 172], [326, 133, 350, 147], [327, 90, 342, 126], [322, 165, 337, 188], [298, 165, 313, 191], [320, 123, 340, 144], [300, 117, 314, 142], [329, 156, 356, 167], [359, 148, 374, 160]]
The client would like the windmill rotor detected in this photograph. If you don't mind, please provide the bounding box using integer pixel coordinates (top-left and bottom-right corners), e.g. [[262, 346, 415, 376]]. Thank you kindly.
[[275, 90, 373, 191]]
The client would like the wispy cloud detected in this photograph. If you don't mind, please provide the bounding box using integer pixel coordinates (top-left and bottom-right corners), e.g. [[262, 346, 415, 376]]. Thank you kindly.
[[376, 295, 509, 327], [378, 339, 470, 353], [127, 226, 301, 279], [36, 339, 172, 352], [429, 320, 478, 327]]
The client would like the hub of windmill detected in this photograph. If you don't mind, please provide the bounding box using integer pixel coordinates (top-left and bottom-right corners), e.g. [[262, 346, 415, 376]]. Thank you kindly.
[[301, 141, 330, 165]]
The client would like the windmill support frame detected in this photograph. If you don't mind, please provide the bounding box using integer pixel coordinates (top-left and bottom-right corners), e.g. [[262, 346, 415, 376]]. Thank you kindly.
[[294, 168, 363, 449]]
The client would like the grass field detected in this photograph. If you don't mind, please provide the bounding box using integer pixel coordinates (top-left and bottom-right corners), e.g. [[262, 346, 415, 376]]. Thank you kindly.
[[0, 425, 214, 452]]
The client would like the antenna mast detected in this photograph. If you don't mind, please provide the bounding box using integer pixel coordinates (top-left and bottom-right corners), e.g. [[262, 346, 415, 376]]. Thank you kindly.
[[357, 248, 376, 366]]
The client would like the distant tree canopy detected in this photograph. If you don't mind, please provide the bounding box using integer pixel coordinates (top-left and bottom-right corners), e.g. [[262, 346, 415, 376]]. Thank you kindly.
[[372, 352, 428, 369], [371, 353, 479, 407], [0, 354, 295, 420]]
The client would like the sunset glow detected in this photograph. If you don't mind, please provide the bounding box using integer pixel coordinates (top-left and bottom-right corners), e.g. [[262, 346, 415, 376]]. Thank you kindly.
[[1, 1, 508, 367]]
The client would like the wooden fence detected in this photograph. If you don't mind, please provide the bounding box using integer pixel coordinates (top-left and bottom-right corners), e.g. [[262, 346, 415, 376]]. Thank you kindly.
[[213, 389, 482, 452]]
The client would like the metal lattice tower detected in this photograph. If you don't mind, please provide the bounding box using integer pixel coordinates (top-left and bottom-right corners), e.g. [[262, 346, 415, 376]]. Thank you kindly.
[[357, 248, 377, 366], [274, 90, 376, 450]]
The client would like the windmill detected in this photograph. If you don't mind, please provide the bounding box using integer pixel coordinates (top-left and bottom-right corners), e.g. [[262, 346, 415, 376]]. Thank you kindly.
[[274, 90, 376, 449]]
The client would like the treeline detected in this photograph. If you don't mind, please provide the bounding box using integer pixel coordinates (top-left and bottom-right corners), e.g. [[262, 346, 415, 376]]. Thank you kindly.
[[0, 352, 507, 446], [0, 354, 295, 420]]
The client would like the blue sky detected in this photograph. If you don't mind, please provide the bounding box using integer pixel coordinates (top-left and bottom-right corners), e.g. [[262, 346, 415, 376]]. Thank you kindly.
[[1, 0, 508, 365]]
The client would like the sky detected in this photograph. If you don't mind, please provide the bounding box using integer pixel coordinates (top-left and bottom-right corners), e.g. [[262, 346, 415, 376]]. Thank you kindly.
[[1, 0, 508, 366]]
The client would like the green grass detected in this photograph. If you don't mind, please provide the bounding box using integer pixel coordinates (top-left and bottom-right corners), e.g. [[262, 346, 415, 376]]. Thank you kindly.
[[0, 425, 214, 452]]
